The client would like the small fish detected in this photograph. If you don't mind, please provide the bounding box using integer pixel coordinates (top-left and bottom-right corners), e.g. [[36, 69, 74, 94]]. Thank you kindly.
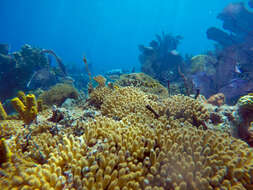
[[170, 49, 179, 56], [235, 64, 241, 73], [26, 71, 37, 88], [83, 56, 87, 65]]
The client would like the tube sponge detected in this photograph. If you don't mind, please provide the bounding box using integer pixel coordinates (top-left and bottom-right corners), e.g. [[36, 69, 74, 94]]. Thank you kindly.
[[11, 94, 38, 125], [0, 102, 7, 120], [0, 138, 11, 165]]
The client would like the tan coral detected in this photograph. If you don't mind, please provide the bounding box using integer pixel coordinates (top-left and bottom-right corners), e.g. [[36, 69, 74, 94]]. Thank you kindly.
[[207, 93, 225, 107], [1, 117, 253, 190], [163, 94, 210, 128], [89, 86, 113, 108], [101, 86, 163, 120], [38, 83, 79, 107], [94, 75, 107, 87], [114, 73, 168, 98]]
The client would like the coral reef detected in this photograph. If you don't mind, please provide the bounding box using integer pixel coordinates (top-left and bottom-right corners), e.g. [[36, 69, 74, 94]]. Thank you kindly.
[[38, 83, 79, 107], [114, 73, 168, 98], [11, 93, 38, 125], [0, 44, 49, 100], [1, 60, 253, 189], [193, 2, 253, 103], [0, 44, 72, 101], [1, 115, 253, 189]]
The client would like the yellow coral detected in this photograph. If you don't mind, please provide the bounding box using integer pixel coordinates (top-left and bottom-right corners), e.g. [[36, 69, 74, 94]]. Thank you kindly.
[[1, 117, 253, 190], [11, 94, 38, 125], [237, 94, 253, 110], [0, 102, 7, 120]]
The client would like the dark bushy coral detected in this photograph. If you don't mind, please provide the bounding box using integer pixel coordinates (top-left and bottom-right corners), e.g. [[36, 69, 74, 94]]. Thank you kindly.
[[0, 44, 48, 100], [190, 2, 253, 104], [139, 32, 183, 85]]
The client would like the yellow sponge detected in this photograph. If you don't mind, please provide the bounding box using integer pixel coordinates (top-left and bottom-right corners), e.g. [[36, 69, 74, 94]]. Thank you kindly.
[[0, 102, 7, 120], [11, 94, 38, 125]]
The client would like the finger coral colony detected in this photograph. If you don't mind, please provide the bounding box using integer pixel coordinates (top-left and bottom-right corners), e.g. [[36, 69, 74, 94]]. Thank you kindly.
[[1, 1, 253, 190]]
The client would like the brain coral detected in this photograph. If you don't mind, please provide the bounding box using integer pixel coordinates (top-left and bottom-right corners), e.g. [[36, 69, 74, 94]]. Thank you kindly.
[[1, 117, 253, 190], [38, 83, 79, 106], [114, 73, 168, 98]]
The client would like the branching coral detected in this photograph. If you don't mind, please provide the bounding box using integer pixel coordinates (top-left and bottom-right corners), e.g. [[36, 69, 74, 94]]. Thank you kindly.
[[101, 86, 163, 120], [88, 75, 112, 108], [163, 95, 210, 128], [1, 117, 253, 189]]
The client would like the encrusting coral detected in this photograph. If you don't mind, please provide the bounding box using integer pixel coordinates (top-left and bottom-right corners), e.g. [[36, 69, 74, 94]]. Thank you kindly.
[[1, 117, 253, 190], [11, 92, 38, 125]]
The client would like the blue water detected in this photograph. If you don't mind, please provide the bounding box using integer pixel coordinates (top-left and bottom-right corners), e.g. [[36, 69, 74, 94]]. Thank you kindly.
[[0, 0, 246, 74]]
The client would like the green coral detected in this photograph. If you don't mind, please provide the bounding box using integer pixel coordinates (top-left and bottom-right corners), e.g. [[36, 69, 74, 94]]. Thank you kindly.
[[237, 94, 253, 110]]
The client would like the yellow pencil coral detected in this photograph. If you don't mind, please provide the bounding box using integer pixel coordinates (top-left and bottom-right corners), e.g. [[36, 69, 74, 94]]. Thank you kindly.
[[1, 117, 253, 190], [11, 94, 38, 125]]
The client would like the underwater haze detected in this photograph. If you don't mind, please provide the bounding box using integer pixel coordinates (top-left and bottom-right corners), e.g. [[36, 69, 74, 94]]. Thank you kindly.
[[3, 1, 253, 189], [0, 0, 245, 73]]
